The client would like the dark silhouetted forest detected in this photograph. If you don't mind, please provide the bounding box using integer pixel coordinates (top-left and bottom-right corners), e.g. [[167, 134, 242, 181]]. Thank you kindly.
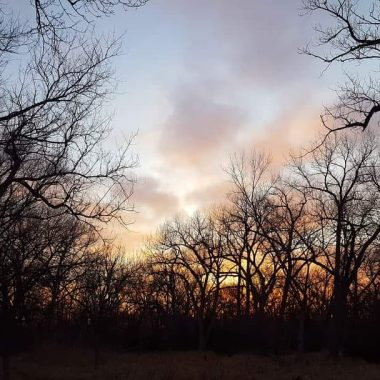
[[2, 1, 380, 379]]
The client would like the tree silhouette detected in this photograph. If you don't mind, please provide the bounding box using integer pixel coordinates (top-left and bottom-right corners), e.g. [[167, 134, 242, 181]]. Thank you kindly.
[[303, 0, 380, 135]]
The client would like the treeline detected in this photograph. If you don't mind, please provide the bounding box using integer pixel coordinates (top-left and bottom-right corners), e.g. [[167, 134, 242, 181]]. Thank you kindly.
[[2, 131, 380, 361], [143, 131, 380, 356]]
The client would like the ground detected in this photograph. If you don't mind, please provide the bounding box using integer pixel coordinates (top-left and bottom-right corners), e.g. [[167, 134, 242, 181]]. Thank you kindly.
[[8, 345, 380, 380]]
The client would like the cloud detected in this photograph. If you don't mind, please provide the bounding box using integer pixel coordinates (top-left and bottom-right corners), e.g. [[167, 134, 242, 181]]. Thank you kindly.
[[218, 1, 316, 85], [152, 0, 331, 171], [158, 80, 247, 167], [185, 179, 233, 211], [252, 101, 326, 166], [132, 176, 180, 221], [167, 0, 325, 87], [111, 176, 180, 252]]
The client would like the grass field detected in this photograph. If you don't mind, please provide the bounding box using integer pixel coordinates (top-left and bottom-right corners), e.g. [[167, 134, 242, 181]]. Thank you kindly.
[[8, 345, 380, 380]]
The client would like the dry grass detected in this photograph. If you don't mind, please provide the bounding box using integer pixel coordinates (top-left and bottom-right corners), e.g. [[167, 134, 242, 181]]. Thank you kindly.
[[8, 344, 380, 380]]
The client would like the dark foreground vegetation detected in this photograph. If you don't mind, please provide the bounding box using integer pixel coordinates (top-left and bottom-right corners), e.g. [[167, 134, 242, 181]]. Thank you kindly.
[[7, 344, 380, 380]]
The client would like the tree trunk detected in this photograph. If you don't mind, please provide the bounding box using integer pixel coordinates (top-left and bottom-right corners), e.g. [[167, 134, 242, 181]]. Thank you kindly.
[[245, 259, 251, 317], [297, 310, 305, 354], [330, 279, 347, 358], [1, 277, 12, 380], [197, 317, 207, 352], [236, 255, 242, 317], [279, 266, 292, 322]]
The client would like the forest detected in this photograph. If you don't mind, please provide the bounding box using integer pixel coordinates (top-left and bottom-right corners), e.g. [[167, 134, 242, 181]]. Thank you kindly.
[[3, 132, 380, 357], [2, 1, 380, 379]]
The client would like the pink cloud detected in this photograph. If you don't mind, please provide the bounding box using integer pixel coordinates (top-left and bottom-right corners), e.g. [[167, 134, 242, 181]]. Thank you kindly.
[[158, 80, 247, 167], [252, 103, 326, 166], [133, 176, 180, 217], [185, 179, 233, 209]]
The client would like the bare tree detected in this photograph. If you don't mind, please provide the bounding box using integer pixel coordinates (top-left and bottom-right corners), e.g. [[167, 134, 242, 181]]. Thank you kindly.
[[303, 0, 380, 63], [0, 201, 98, 379], [0, 1, 150, 377], [262, 183, 310, 323], [153, 212, 226, 351], [76, 247, 131, 368], [225, 152, 280, 320], [291, 131, 380, 355], [303, 1, 380, 135], [0, 36, 136, 227]]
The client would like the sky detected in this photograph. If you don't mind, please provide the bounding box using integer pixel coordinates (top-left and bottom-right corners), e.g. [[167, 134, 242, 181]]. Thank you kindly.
[[15, 0, 349, 251], [102, 0, 350, 252]]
